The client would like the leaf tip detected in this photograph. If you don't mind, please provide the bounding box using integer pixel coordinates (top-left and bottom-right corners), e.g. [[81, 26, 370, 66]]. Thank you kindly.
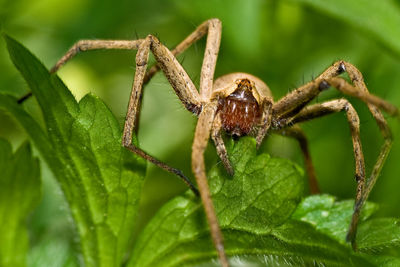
[[1, 32, 9, 40], [3, 33, 17, 50]]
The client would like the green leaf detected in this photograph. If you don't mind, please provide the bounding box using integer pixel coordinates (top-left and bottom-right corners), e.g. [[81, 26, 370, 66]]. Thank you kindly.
[[357, 218, 400, 253], [1, 35, 146, 267], [28, 237, 79, 267], [291, 196, 400, 264], [129, 137, 371, 267], [209, 137, 305, 231], [292, 194, 378, 244], [367, 256, 400, 267], [0, 139, 41, 267], [289, 0, 400, 57]]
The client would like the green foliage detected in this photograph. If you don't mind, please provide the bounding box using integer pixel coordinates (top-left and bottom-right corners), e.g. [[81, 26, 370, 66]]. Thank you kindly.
[[129, 138, 373, 266], [290, 0, 400, 57], [357, 218, 400, 252], [129, 173, 400, 266], [207, 137, 304, 231], [0, 36, 146, 267], [292, 194, 379, 244], [0, 139, 41, 267], [292, 195, 400, 266]]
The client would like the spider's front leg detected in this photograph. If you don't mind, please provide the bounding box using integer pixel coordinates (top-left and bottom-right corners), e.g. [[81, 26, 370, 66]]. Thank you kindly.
[[132, 20, 229, 266], [192, 102, 229, 267], [122, 36, 202, 195]]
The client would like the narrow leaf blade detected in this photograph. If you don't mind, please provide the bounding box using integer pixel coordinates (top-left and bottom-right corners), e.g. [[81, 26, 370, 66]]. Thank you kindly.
[[0, 139, 41, 267]]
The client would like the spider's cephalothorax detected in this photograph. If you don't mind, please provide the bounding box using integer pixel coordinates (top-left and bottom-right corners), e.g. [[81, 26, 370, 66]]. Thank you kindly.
[[218, 79, 262, 138]]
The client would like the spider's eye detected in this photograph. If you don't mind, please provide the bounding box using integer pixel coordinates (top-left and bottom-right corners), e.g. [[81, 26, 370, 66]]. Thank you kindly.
[[237, 79, 253, 91]]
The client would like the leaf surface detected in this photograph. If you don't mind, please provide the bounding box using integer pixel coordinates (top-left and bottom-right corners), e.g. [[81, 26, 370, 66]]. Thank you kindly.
[[292, 194, 378, 244], [357, 218, 400, 252], [129, 138, 371, 267], [1, 35, 146, 267], [0, 139, 41, 267]]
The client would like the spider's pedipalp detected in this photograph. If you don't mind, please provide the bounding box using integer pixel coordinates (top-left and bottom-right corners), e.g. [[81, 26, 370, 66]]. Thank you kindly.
[[211, 114, 234, 176]]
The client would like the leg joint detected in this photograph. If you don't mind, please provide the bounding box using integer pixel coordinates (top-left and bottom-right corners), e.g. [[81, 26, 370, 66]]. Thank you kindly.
[[145, 34, 160, 45], [76, 40, 89, 51], [121, 136, 131, 148], [337, 61, 346, 74], [318, 80, 330, 91], [209, 18, 222, 28]]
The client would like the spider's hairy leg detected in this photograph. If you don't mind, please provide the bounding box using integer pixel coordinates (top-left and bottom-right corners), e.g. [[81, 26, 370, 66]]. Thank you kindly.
[[18, 18, 222, 103], [17, 39, 144, 103], [321, 61, 396, 248], [128, 34, 229, 266], [272, 61, 398, 119], [38, 35, 204, 194], [199, 19, 221, 101], [272, 62, 398, 248], [287, 99, 366, 249], [211, 113, 234, 176], [143, 18, 222, 98], [145, 35, 202, 114], [50, 40, 144, 73], [325, 77, 398, 117], [192, 102, 229, 267], [122, 35, 204, 196], [275, 126, 319, 194], [37, 19, 228, 265]]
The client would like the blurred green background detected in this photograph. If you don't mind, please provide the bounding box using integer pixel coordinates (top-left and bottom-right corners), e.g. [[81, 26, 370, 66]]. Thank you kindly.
[[1, 0, 400, 265]]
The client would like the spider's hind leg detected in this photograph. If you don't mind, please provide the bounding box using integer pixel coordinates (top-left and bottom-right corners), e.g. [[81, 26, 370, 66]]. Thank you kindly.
[[127, 31, 229, 267]]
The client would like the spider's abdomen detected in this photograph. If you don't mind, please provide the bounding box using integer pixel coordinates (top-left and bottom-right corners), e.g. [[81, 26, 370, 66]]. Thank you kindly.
[[218, 79, 261, 138]]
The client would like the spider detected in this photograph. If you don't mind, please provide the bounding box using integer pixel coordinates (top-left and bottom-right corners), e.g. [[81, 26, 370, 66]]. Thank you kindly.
[[21, 18, 399, 267]]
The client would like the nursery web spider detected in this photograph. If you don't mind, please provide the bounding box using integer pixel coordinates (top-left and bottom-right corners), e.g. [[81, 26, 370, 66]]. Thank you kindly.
[[20, 19, 399, 266]]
